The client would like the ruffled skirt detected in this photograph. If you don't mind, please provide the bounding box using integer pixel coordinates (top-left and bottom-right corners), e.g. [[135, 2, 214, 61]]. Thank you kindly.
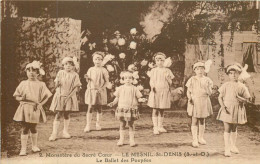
[[115, 107, 140, 121], [147, 89, 171, 109], [217, 101, 247, 124], [49, 93, 79, 112], [13, 104, 41, 123], [85, 88, 107, 105], [187, 96, 213, 118]]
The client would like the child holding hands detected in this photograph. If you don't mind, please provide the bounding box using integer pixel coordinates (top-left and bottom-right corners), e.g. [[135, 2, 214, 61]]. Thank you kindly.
[[13, 61, 52, 155]]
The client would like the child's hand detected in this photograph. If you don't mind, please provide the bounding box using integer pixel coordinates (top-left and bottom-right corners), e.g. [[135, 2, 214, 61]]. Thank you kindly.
[[84, 74, 91, 82], [138, 98, 147, 103], [36, 103, 43, 111], [107, 102, 114, 107], [189, 98, 193, 105], [221, 105, 230, 114]]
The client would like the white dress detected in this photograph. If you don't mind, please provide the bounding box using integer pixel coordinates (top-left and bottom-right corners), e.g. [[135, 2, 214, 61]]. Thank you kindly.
[[13, 80, 52, 123], [85, 66, 109, 105], [186, 76, 213, 118], [49, 70, 81, 112], [217, 81, 250, 124], [147, 67, 174, 109]]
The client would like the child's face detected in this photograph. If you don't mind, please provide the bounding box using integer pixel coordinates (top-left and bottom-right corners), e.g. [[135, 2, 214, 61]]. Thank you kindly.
[[194, 66, 205, 76], [93, 56, 103, 66], [155, 57, 165, 67], [64, 62, 74, 72], [228, 70, 239, 81], [124, 75, 133, 84], [26, 68, 38, 80]]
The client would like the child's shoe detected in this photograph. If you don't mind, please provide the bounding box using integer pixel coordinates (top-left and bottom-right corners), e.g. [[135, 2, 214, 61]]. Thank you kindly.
[[129, 131, 136, 147], [117, 130, 125, 146], [224, 132, 231, 157], [84, 113, 92, 132], [31, 133, 41, 152], [153, 127, 160, 135], [152, 117, 159, 135], [19, 134, 28, 156], [49, 121, 60, 141], [198, 124, 206, 145], [191, 126, 199, 148], [158, 117, 167, 133], [230, 131, 239, 154], [62, 119, 71, 139], [96, 123, 102, 131]]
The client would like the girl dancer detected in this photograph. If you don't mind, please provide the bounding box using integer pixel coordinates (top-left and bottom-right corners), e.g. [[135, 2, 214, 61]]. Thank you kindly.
[[13, 61, 52, 155], [147, 52, 174, 134], [49, 56, 81, 141], [217, 63, 251, 157]]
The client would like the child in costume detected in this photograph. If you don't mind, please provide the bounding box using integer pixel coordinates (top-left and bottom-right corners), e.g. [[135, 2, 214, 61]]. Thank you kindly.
[[217, 63, 251, 157], [147, 52, 174, 134], [84, 51, 110, 132], [49, 56, 81, 141], [186, 60, 213, 148], [13, 61, 52, 155], [108, 71, 146, 146]]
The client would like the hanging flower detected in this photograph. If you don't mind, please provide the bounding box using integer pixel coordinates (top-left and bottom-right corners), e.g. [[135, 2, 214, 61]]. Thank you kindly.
[[137, 85, 144, 91], [109, 38, 118, 45], [128, 64, 137, 72], [104, 46, 109, 52], [119, 53, 126, 59], [141, 59, 148, 66], [148, 62, 156, 68], [89, 43, 96, 50], [130, 41, 137, 49], [130, 28, 137, 35], [133, 71, 139, 79], [133, 79, 138, 85], [103, 39, 108, 44], [106, 65, 114, 72], [118, 38, 126, 46]]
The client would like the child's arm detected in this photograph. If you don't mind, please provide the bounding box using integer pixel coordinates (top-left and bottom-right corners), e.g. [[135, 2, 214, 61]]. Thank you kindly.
[[186, 90, 193, 104], [218, 94, 229, 114], [107, 97, 119, 107], [15, 95, 26, 102]]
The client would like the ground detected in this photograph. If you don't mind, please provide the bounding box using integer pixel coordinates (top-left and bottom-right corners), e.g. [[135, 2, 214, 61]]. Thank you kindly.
[[1, 109, 260, 164]]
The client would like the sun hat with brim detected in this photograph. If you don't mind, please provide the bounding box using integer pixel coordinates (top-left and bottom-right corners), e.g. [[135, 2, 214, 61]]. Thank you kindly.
[[226, 63, 242, 74]]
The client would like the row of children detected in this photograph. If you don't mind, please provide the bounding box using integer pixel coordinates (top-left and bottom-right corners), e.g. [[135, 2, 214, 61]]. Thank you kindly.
[[13, 51, 251, 157]]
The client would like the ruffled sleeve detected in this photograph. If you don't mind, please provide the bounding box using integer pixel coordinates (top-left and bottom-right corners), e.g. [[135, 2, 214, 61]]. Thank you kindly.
[[149, 68, 155, 87], [13, 81, 25, 97], [167, 68, 175, 79], [185, 77, 193, 91], [114, 86, 121, 98], [73, 73, 82, 88], [207, 78, 213, 88], [135, 87, 143, 98], [218, 83, 226, 97], [103, 67, 109, 81], [54, 70, 62, 84], [241, 84, 251, 99], [40, 82, 53, 100]]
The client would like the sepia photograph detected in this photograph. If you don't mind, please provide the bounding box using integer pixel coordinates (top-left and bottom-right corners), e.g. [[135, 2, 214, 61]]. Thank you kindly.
[[1, 0, 260, 164]]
